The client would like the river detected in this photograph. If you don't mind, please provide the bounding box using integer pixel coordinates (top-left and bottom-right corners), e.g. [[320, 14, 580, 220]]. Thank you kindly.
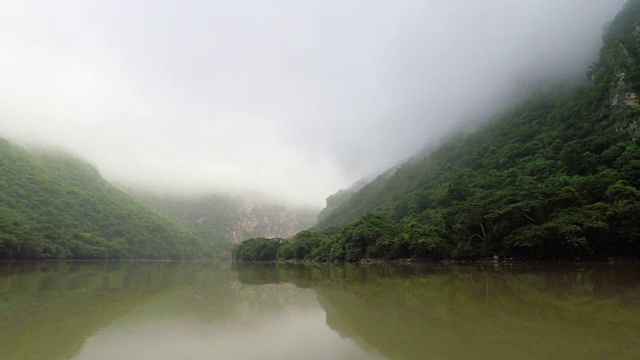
[[0, 261, 639, 359]]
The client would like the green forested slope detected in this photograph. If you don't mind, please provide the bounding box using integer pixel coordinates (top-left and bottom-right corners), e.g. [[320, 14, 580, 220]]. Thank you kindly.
[[235, 0, 640, 261], [0, 140, 210, 259]]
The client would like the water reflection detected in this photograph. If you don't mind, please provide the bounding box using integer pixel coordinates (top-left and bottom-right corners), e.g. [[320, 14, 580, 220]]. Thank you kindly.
[[1, 261, 639, 360], [0, 262, 381, 360], [235, 262, 640, 360]]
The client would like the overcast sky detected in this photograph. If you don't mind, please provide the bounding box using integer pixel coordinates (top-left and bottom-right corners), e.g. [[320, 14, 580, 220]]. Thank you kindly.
[[0, 0, 627, 207]]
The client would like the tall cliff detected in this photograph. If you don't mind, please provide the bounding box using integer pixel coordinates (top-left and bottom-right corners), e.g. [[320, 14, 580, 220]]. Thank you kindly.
[[131, 192, 318, 255]]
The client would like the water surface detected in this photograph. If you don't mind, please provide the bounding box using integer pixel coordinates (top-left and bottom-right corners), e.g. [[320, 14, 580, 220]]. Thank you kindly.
[[1, 261, 639, 359]]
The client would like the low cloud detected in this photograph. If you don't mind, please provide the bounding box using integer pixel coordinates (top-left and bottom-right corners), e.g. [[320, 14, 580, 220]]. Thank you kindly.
[[0, 0, 627, 207]]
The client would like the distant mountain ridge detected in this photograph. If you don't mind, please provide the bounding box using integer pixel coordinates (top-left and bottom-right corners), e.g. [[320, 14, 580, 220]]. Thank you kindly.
[[129, 191, 318, 257]]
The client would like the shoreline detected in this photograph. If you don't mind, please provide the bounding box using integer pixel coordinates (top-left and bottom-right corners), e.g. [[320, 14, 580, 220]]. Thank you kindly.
[[252, 257, 640, 266]]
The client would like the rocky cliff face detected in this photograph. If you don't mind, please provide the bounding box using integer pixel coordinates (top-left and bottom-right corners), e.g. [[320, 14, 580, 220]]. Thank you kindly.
[[610, 67, 640, 139], [594, 2, 640, 139], [128, 191, 318, 250], [610, 70, 638, 108], [230, 196, 317, 244]]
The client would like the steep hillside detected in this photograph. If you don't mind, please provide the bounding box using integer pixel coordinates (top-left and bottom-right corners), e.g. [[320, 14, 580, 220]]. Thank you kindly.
[[316, 179, 369, 222], [316, 166, 407, 224], [0, 139, 210, 259], [131, 192, 318, 256], [235, 0, 640, 261]]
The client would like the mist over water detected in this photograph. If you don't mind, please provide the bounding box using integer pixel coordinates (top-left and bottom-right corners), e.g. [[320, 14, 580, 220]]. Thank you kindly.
[[0, 0, 627, 206]]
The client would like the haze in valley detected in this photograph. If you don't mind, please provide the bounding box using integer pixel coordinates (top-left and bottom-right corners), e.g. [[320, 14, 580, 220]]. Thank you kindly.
[[0, 0, 626, 207]]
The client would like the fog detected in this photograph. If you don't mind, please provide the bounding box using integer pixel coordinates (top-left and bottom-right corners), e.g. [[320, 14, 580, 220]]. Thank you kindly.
[[0, 0, 626, 207]]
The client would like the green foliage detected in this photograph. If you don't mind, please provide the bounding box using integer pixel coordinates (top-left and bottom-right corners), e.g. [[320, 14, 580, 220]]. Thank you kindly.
[[232, 237, 284, 261], [236, 1, 640, 262], [340, 214, 398, 260], [0, 140, 210, 260]]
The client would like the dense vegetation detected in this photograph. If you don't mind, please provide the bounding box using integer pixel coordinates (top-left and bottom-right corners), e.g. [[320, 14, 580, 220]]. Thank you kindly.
[[0, 140, 211, 259], [234, 1, 640, 262]]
